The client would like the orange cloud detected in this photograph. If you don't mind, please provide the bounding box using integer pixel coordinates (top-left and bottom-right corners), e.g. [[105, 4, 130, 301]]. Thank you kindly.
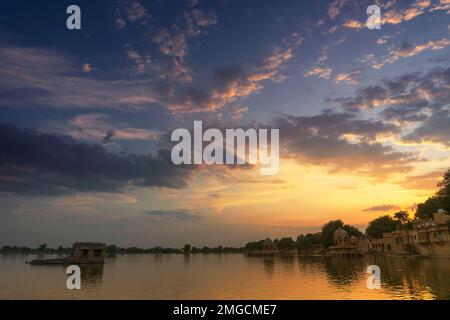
[[304, 66, 332, 79]]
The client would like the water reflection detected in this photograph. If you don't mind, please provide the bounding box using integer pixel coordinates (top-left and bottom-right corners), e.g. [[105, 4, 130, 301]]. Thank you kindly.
[[323, 257, 366, 287], [250, 255, 450, 299], [79, 263, 104, 287], [0, 254, 448, 299], [263, 258, 275, 275]]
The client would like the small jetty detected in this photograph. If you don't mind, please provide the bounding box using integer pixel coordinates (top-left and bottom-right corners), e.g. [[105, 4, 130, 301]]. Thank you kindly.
[[27, 242, 106, 265]]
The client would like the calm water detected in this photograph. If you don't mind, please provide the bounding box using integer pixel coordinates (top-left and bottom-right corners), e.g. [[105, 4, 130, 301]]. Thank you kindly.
[[0, 254, 449, 299]]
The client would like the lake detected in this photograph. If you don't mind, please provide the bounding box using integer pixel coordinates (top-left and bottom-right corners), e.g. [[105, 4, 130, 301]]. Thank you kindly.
[[0, 254, 449, 299]]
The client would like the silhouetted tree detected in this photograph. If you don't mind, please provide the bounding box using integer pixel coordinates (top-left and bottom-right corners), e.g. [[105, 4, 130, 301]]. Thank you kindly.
[[415, 169, 450, 219], [365, 215, 397, 239], [277, 237, 296, 250], [393, 210, 410, 224], [321, 220, 344, 248], [297, 233, 322, 251]]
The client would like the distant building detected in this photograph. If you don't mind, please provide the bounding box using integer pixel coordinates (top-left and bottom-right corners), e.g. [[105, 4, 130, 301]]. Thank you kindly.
[[410, 209, 450, 257], [67, 242, 106, 264], [364, 209, 450, 257], [28, 242, 106, 265], [328, 228, 363, 257]]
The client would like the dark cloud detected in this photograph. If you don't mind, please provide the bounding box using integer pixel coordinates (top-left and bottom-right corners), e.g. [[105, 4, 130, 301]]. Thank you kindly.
[[403, 109, 450, 147], [164, 43, 295, 114], [274, 110, 418, 176], [102, 130, 115, 144], [213, 66, 246, 87], [363, 204, 401, 212], [0, 123, 193, 196], [143, 209, 201, 221], [333, 68, 450, 123]]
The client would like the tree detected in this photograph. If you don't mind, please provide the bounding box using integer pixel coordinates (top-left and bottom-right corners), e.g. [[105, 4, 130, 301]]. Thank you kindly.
[[321, 220, 344, 248], [393, 210, 410, 225], [416, 196, 444, 220], [343, 224, 363, 237], [365, 215, 397, 239], [277, 237, 296, 250], [297, 233, 322, 251], [183, 244, 191, 254], [436, 169, 450, 199], [38, 244, 47, 251], [415, 169, 450, 219]]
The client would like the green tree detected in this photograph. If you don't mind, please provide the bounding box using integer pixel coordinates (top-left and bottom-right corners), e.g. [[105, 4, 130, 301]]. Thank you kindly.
[[38, 244, 47, 252], [365, 215, 398, 239]]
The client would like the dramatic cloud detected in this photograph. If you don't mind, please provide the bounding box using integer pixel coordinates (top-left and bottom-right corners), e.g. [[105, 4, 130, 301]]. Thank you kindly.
[[0, 123, 193, 196], [403, 109, 450, 147], [150, 4, 217, 83], [363, 204, 401, 212], [334, 68, 450, 120], [273, 110, 418, 176], [165, 42, 296, 114], [374, 39, 450, 69]]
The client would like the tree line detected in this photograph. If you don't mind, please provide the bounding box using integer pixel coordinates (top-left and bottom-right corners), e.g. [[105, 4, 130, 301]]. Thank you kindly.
[[0, 244, 244, 255]]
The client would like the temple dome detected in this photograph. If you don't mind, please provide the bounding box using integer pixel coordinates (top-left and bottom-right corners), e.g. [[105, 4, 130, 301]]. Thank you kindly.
[[334, 227, 348, 239]]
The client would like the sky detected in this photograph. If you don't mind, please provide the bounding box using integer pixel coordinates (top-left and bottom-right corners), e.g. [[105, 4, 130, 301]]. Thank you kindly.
[[0, 0, 449, 248]]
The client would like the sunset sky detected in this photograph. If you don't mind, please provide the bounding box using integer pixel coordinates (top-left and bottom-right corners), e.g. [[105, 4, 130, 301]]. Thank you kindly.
[[0, 0, 449, 247]]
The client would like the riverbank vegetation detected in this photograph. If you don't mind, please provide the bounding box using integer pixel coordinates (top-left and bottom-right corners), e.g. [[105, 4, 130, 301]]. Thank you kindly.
[[0, 244, 244, 255]]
